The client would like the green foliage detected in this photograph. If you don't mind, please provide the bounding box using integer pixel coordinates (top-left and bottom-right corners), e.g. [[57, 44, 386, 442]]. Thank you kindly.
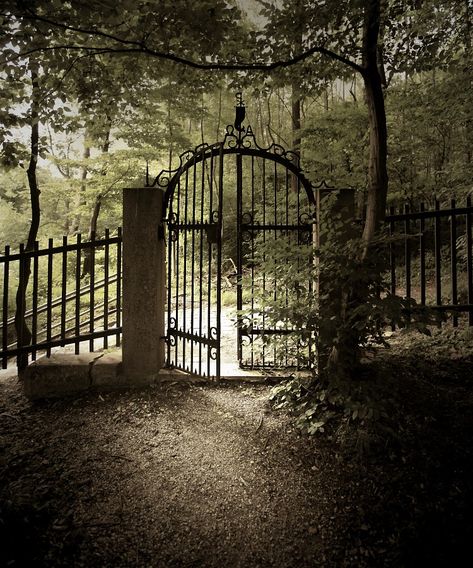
[[251, 191, 444, 439], [317, 197, 442, 365], [269, 373, 389, 438]]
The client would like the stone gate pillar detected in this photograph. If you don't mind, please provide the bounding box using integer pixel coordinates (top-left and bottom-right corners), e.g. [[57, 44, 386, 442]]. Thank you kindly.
[[317, 187, 356, 370], [122, 187, 166, 383]]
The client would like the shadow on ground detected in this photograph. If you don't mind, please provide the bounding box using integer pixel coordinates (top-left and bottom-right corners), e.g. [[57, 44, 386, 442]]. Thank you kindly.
[[1, 337, 472, 567]]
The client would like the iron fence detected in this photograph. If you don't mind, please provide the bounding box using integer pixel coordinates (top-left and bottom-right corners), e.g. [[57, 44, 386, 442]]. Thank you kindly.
[[1, 197, 472, 372], [0, 228, 122, 368], [385, 197, 473, 326]]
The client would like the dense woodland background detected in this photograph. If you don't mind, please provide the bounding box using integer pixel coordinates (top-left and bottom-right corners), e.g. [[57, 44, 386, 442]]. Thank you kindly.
[[1, 0, 472, 248]]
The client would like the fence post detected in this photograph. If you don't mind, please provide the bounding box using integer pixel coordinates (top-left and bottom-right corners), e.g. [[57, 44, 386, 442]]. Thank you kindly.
[[122, 187, 166, 383]]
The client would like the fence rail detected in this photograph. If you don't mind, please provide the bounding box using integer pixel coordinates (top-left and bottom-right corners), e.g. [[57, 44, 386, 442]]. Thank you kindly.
[[1, 198, 472, 371], [385, 197, 473, 326], [0, 228, 122, 368]]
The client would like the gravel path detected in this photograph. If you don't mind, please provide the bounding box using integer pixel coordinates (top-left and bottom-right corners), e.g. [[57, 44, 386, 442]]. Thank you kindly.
[[1, 341, 472, 567], [0, 379, 345, 568]]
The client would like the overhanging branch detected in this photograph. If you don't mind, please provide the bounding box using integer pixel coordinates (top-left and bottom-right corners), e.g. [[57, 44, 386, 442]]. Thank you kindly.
[[5, 8, 365, 75]]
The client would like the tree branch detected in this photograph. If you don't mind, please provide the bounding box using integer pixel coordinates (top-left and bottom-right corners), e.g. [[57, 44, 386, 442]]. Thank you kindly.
[[6, 8, 365, 74]]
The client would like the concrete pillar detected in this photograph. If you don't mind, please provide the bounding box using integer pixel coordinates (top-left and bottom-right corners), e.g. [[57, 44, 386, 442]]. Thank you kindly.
[[317, 187, 356, 369], [122, 187, 166, 383]]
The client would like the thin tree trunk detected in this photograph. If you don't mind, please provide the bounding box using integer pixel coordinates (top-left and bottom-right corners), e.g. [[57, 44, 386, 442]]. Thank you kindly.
[[15, 62, 40, 371], [71, 134, 90, 234], [216, 88, 222, 140], [464, 0, 472, 164], [82, 116, 112, 278], [291, 82, 302, 192], [291, 0, 303, 170], [292, 84, 302, 156], [88, 115, 111, 239]]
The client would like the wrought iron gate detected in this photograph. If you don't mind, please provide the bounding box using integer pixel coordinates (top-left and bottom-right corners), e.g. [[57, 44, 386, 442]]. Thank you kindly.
[[153, 95, 316, 379]]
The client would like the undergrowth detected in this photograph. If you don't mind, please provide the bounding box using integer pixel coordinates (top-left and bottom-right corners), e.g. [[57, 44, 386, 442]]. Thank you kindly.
[[269, 326, 473, 455]]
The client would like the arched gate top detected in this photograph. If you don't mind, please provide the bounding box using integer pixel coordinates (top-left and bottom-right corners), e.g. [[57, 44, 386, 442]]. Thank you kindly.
[[150, 95, 317, 215]]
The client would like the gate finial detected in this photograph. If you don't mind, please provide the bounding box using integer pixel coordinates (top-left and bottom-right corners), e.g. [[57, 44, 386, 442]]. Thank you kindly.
[[234, 92, 246, 133]]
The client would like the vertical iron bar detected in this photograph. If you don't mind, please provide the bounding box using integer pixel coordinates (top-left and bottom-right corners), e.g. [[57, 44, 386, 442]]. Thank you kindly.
[[32, 241, 39, 361], [199, 148, 205, 376], [116, 227, 122, 346], [450, 199, 458, 326], [262, 158, 266, 367], [389, 206, 396, 330], [250, 155, 255, 369], [466, 195, 472, 326], [46, 238, 53, 357], [216, 143, 223, 379], [435, 200, 442, 308], [89, 231, 96, 352], [2, 246, 9, 369], [207, 152, 214, 376], [167, 184, 174, 367], [389, 206, 396, 296], [182, 168, 189, 371], [16, 244, 26, 369], [236, 152, 243, 364], [104, 228, 110, 349], [405, 204, 411, 301], [61, 235, 67, 345], [285, 167, 289, 368], [75, 234, 81, 354], [420, 203, 426, 306], [191, 156, 197, 374], [175, 177, 181, 367], [273, 160, 277, 366]]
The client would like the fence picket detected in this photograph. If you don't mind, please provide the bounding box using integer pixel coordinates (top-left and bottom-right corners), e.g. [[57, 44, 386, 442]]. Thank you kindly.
[[89, 232, 95, 353], [434, 200, 442, 308], [420, 203, 426, 306], [61, 236, 67, 343], [450, 199, 458, 326], [2, 245, 9, 369], [32, 241, 39, 360], [46, 238, 53, 357], [75, 234, 81, 355], [467, 196, 473, 326]]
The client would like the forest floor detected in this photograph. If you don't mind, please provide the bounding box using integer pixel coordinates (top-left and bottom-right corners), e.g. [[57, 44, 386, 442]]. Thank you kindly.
[[0, 328, 472, 567]]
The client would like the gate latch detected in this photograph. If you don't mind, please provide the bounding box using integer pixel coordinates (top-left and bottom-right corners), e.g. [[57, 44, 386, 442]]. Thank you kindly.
[[205, 224, 219, 244]]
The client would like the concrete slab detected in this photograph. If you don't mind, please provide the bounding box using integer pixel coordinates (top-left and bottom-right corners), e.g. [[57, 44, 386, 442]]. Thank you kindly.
[[22, 352, 102, 400], [90, 350, 123, 388], [20, 348, 293, 400]]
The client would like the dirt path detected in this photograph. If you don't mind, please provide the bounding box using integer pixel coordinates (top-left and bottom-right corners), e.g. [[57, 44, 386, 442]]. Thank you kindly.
[[0, 379, 339, 567], [1, 351, 472, 567]]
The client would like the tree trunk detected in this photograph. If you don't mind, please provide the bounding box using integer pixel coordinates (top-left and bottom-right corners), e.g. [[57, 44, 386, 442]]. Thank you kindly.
[[464, 0, 472, 165], [82, 116, 112, 277], [325, 0, 388, 377], [15, 62, 40, 371], [71, 135, 90, 234], [291, 85, 301, 153], [291, 82, 302, 192], [361, 67, 388, 244], [361, 0, 388, 246]]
